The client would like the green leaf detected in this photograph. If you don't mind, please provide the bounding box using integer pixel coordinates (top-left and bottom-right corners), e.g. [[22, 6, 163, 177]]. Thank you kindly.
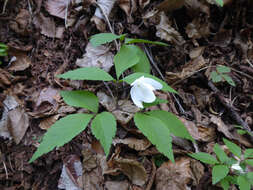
[[0, 52, 7, 56], [237, 175, 251, 190], [91, 112, 117, 156], [60, 90, 99, 113], [90, 33, 125, 47], [244, 149, 253, 159], [134, 113, 174, 162], [221, 74, 236, 86], [212, 165, 229, 184], [226, 175, 237, 185], [246, 172, 253, 182], [131, 46, 151, 74], [125, 38, 168, 46], [0, 43, 8, 49], [223, 138, 241, 158], [245, 159, 253, 167], [217, 65, 231, 73], [29, 113, 93, 162], [114, 44, 140, 79], [220, 178, 229, 190], [189, 152, 219, 165], [146, 110, 194, 142], [211, 71, 222, 83], [57, 67, 114, 81], [213, 144, 229, 163], [215, 0, 223, 6], [122, 72, 177, 93], [143, 98, 168, 108], [237, 129, 247, 135]]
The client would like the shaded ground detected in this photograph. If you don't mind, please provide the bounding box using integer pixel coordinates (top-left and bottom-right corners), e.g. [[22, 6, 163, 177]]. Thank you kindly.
[[0, 0, 253, 189]]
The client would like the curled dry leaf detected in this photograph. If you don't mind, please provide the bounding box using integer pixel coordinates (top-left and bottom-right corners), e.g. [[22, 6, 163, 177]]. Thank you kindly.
[[113, 137, 151, 151], [166, 55, 206, 83], [210, 115, 234, 139], [94, 0, 117, 20], [9, 9, 30, 36], [33, 13, 64, 38], [105, 180, 130, 190], [8, 53, 31, 71], [179, 117, 215, 142], [97, 91, 139, 125], [0, 68, 13, 87], [39, 114, 60, 130], [91, 0, 116, 30], [156, 12, 185, 45], [0, 95, 29, 144], [155, 157, 204, 190], [186, 17, 210, 39], [189, 46, 205, 59], [45, 0, 71, 19], [118, 0, 137, 23], [30, 87, 60, 117], [108, 157, 148, 186], [58, 155, 83, 190], [210, 115, 252, 147], [76, 43, 114, 72]]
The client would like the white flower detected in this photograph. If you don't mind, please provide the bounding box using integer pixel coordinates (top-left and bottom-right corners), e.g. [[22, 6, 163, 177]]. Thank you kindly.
[[231, 162, 243, 173], [130, 76, 163, 108]]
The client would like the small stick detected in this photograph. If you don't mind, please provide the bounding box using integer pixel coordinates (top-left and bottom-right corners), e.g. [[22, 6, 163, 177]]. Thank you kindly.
[[144, 45, 186, 114], [208, 81, 253, 142]]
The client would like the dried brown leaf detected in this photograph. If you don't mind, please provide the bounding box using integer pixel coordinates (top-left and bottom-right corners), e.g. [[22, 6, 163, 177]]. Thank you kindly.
[[0, 96, 29, 144], [8, 107, 29, 144], [39, 115, 60, 130], [105, 180, 130, 190], [186, 17, 210, 39], [9, 9, 30, 36], [179, 117, 215, 142], [155, 157, 204, 190], [113, 138, 151, 151], [76, 43, 114, 72], [94, 0, 117, 20], [97, 91, 139, 125], [166, 56, 206, 83], [8, 53, 31, 71], [118, 0, 137, 22], [0, 68, 13, 86], [33, 13, 64, 38], [81, 145, 107, 190], [58, 155, 83, 190], [156, 12, 185, 45], [109, 157, 148, 186], [45, 0, 71, 19]]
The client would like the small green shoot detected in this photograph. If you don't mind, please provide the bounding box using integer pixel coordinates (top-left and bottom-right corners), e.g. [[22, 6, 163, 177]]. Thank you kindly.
[[211, 65, 235, 86], [189, 138, 253, 190]]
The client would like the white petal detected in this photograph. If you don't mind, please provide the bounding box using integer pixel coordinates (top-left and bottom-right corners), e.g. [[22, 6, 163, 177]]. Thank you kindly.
[[138, 83, 156, 103], [131, 76, 145, 86], [130, 85, 144, 108], [141, 77, 163, 90]]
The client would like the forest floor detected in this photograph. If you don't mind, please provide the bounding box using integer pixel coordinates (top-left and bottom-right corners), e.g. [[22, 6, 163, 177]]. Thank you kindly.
[[0, 0, 253, 189]]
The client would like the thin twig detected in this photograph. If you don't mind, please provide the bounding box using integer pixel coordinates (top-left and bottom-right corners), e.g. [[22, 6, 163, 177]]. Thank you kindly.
[[3, 161, 8, 179], [208, 81, 253, 142], [144, 45, 186, 114], [1, 0, 8, 14], [95, 2, 119, 51]]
